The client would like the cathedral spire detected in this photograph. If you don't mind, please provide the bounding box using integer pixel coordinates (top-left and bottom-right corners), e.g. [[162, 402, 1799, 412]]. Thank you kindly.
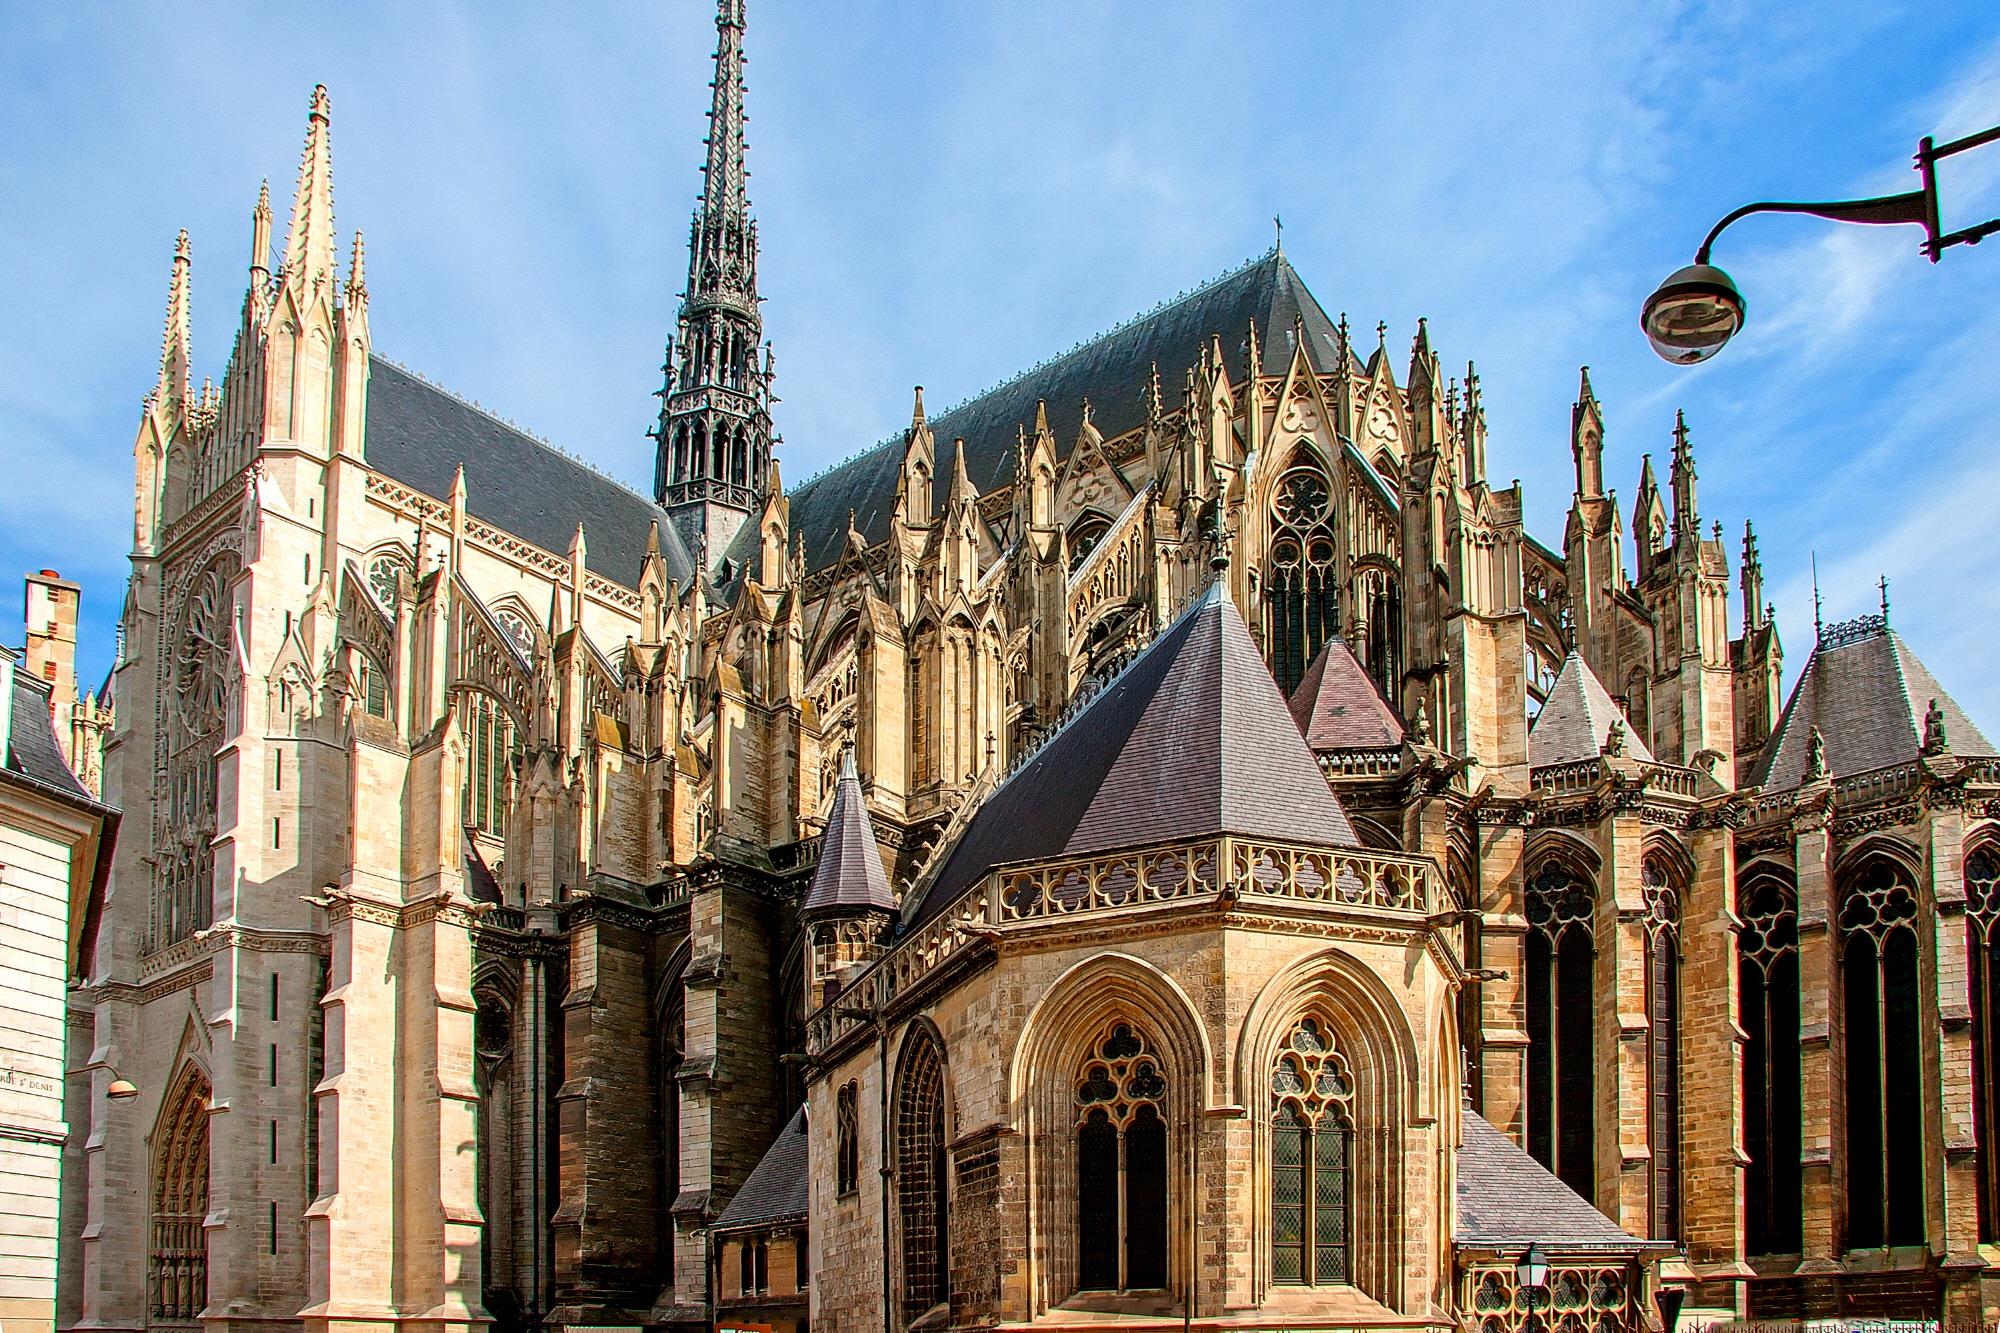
[[279, 85, 336, 291], [654, 0, 775, 573], [157, 230, 192, 410], [1670, 409, 1698, 542]]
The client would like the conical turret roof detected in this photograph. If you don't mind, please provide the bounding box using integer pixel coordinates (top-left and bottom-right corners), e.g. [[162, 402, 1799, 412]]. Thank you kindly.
[[803, 748, 896, 914], [1750, 616, 1993, 791], [908, 584, 1357, 926], [1530, 651, 1653, 766], [1289, 637, 1404, 752]]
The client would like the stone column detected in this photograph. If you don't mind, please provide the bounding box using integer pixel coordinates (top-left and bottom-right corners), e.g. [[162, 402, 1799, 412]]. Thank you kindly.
[[1922, 793, 1985, 1321], [1475, 820, 1528, 1137], [1790, 791, 1841, 1314], [1681, 816, 1749, 1306]]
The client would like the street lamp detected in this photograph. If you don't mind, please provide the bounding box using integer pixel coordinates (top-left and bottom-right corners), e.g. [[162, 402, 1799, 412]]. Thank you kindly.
[[1642, 125, 2000, 363], [1515, 1244, 1549, 1331]]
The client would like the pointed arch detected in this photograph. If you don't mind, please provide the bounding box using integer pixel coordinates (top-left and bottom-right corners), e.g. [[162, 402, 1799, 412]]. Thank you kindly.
[[150, 1063, 212, 1323], [1011, 954, 1207, 1315], [1236, 945, 1424, 1310], [1737, 860, 1801, 1254], [1839, 851, 1926, 1247], [1523, 851, 1598, 1199], [894, 1019, 952, 1323]]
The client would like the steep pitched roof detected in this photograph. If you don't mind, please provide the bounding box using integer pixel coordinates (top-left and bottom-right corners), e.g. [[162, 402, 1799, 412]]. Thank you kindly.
[[803, 749, 896, 914], [4, 667, 103, 809], [788, 253, 1351, 572], [713, 1107, 808, 1231], [1289, 637, 1404, 751], [1457, 1111, 1660, 1251], [907, 584, 1357, 927], [364, 357, 695, 591], [1529, 652, 1653, 766], [1750, 617, 1995, 791]]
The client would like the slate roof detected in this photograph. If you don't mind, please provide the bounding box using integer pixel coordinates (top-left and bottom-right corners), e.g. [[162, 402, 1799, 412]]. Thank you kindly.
[[803, 749, 896, 914], [1289, 637, 1405, 751], [713, 1107, 809, 1231], [4, 667, 102, 808], [365, 357, 695, 591], [1529, 652, 1653, 766], [1456, 1111, 1659, 1251], [907, 584, 1358, 928], [788, 252, 1352, 572], [1749, 617, 1995, 792]]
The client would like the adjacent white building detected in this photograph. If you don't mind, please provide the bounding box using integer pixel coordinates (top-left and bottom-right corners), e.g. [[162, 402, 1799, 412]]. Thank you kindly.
[[0, 644, 114, 1333]]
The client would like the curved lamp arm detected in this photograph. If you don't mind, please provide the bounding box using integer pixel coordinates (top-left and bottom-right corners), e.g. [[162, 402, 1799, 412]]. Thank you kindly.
[[1695, 125, 2000, 266]]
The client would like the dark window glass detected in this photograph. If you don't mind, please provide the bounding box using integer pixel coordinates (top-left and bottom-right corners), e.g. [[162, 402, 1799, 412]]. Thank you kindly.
[[1077, 1109, 1120, 1291]]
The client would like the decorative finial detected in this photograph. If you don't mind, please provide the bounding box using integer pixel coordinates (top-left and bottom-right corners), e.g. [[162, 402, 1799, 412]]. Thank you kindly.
[[1879, 573, 1891, 623], [1811, 551, 1824, 644], [1273, 213, 1283, 256]]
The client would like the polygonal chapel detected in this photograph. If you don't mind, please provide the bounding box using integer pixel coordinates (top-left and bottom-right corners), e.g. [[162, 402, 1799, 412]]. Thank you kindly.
[[63, 4, 2000, 1332]]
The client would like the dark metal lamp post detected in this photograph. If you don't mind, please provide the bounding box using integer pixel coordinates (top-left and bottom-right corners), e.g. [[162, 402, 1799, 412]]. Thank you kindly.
[[1515, 1244, 1549, 1330], [1642, 125, 2000, 363]]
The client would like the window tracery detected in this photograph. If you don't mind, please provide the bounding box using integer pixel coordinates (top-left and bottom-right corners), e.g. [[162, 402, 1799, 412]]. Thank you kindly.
[[895, 1030, 950, 1318], [155, 553, 239, 951], [1970, 847, 2000, 1242], [1075, 1023, 1168, 1292], [493, 606, 536, 661], [1271, 1015, 1354, 1286], [1838, 857, 1924, 1247], [1737, 869, 1801, 1254], [461, 690, 516, 837], [836, 1081, 859, 1196], [1641, 855, 1682, 1242], [365, 552, 405, 613], [1526, 860, 1596, 1197], [1263, 464, 1340, 696]]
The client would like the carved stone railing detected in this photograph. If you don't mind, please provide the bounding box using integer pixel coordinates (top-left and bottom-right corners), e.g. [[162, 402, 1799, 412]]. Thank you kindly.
[[1644, 765, 1701, 799], [1066, 486, 1151, 628], [804, 836, 1441, 1057], [1964, 757, 2000, 787], [1529, 758, 1605, 795], [1835, 760, 1921, 805], [1318, 748, 1403, 779]]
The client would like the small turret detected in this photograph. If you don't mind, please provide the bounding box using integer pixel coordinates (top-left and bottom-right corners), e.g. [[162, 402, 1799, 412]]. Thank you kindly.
[[1670, 409, 1699, 546], [1571, 366, 1605, 500], [1740, 521, 1765, 634]]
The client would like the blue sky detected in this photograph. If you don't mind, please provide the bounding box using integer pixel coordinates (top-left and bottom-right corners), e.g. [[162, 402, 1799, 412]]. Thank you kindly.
[[4, 3, 1999, 728]]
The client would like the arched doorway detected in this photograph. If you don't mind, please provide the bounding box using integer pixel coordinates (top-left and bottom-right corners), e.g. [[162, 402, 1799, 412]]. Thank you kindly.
[[150, 1065, 211, 1324]]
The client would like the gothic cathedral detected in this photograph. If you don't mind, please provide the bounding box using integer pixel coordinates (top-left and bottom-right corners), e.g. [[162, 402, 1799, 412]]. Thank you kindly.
[[64, 4, 2000, 1332]]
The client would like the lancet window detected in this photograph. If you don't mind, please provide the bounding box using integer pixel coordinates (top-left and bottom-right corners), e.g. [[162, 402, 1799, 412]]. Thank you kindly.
[[1641, 855, 1683, 1242], [1738, 868, 1801, 1254], [150, 1065, 211, 1324], [155, 553, 238, 952], [357, 652, 390, 719], [1075, 1024, 1169, 1292], [1839, 856, 1924, 1248], [836, 1081, 860, 1196], [895, 1030, 950, 1319], [461, 690, 516, 838], [1968, 847, 2000, 1242], [1263, 464, 1340, 696], [1525, 860, 1596, 1198], [1271, 1015, 1354, 1286]]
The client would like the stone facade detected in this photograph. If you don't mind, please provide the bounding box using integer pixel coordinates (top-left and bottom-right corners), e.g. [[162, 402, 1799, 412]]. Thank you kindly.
[[56, 3, 2000, 1332], [1, 644, 115, 1333]]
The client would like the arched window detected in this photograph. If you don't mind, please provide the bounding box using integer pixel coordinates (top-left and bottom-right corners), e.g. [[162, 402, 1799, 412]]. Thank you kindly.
[[1067, 515, 1111, 572], [473, 993, 516, 1300], [357, 653, 390, 719], [1526, 860, 1596, 1198], [462, 691, 516, 838], [1739, 868, 1802, 1254], [1075, 1024, 1169, 1291], [836, 1081, 860, 1196], [1969, 848, 2000, 1242], [1839, 857, 1924, 1248], [1642, 855, 1683, 1241], [1362, 569, 1401, 705], [1263, 465, 1340, 696], [150, 1065, 211, 1323], [366, 552, 405, 613], [1270, 1015, 1354, 1286], [895, 1030, 950, 1319]]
